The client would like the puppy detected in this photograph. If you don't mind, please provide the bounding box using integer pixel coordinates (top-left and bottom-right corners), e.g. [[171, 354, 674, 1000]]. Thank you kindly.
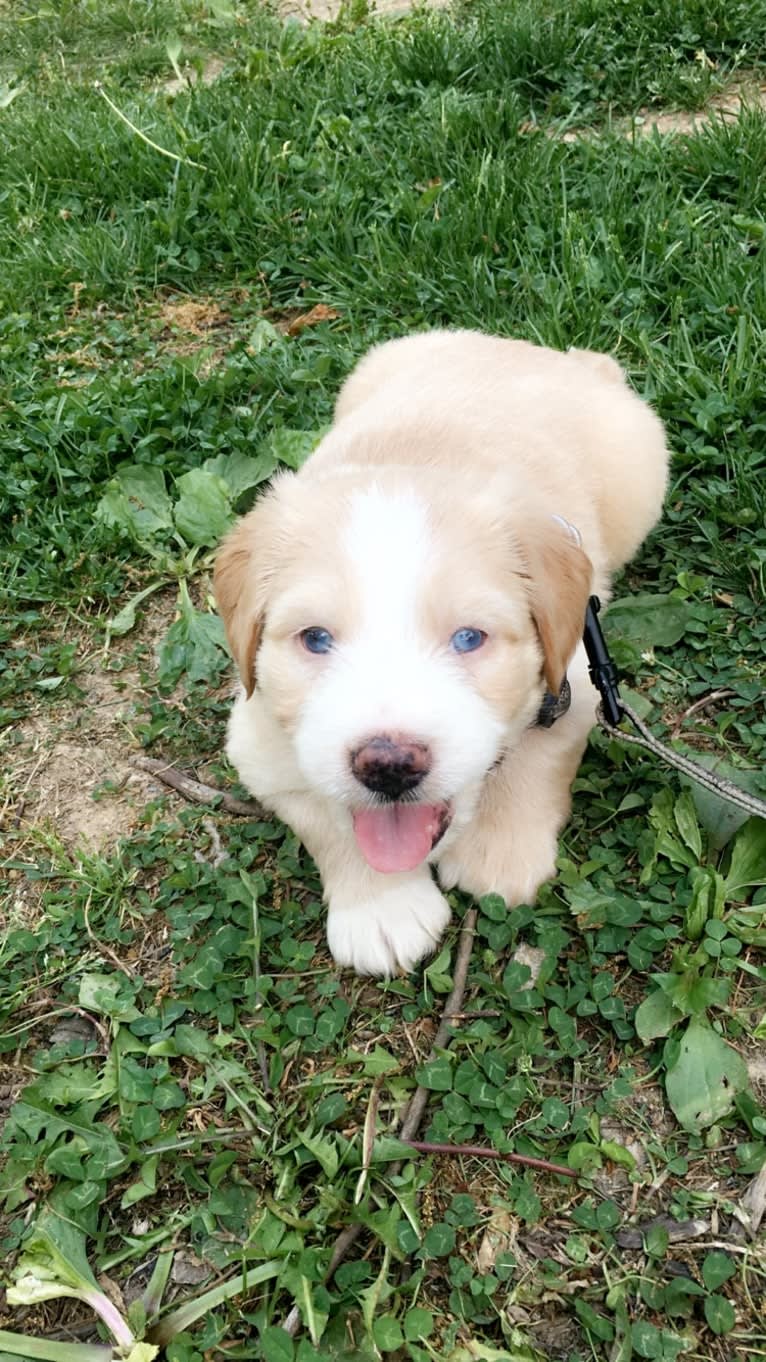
[[214, 330, 668, 975]]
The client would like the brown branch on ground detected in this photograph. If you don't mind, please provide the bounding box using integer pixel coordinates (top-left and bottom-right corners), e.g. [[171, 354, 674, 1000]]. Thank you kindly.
[[444, 1009, 504, 1020], [134, 762, 574, 1314], [133, 756, 264, 817], [284, 909, 479, 1337], [402, 1139, 576, 1179], [669, 687, 735, 739]]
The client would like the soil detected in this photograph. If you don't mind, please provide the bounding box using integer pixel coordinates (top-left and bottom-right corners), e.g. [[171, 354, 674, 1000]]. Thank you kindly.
[[3, 594, 178, 856], [281, 0, 450, 18]]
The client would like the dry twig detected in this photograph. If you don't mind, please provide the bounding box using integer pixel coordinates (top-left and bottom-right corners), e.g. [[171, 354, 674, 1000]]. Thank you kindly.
[[284, 909, 479, 1336], [402, 1139, 576, 1179], [138, 762, 569, 1323], [669, 688, 735, 738], [133, 756, 263, 817]]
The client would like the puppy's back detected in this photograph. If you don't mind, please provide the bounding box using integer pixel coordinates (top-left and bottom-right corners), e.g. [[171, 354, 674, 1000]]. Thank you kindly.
[[333, 330, 669, 573]]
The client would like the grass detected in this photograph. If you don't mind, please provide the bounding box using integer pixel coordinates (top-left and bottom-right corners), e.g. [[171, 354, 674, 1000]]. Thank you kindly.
[[1, 0, 766, 1359]]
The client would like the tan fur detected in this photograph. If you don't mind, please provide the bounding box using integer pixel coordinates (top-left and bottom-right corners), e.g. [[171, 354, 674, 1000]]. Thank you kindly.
[[215, 329, 669, 974], [518, 518, 594, 694]]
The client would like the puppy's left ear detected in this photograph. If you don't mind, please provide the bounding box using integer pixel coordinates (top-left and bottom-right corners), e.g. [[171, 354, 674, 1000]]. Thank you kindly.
[[521, 518, 593, 694]]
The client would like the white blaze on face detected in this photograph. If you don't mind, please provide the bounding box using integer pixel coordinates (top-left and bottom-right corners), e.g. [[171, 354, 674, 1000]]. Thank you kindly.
[[292, 485, 506, 871], [344, 482, 430, 651]]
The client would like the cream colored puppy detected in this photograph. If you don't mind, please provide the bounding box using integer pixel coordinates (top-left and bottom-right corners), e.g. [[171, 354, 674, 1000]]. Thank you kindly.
[[215, 330, 668, 975]]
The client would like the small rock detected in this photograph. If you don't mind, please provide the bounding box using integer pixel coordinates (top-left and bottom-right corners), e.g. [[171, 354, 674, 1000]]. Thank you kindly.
[[171, 1250, 211, 1286], [476, 1208, 514, 1274], [511, 944, 546, 989], [616, 1216, 709, 1249], [50, 1014, 96, 1047]]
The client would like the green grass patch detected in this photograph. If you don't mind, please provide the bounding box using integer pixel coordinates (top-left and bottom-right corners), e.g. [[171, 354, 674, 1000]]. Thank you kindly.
[[2, 2, 766, 1359]]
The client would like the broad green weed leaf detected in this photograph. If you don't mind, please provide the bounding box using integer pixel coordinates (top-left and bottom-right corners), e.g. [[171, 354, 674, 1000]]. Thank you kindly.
[[575, 1299, 613, 1341], [105, 581, 164, 640], [673, 791, 702, 860], [297, 1277, 328, 1346], [479, 893, 508, 921], [683, 866, 725, 941], [79, 973, 140, 1022], [631, 1320, 686, 1359], [665, 1020, 748, 1132], [120, 1155, 158, 1208], [298, 1130, 339, 1180], [96, 465, 173, 541], [732, 213, 766, 240], [725, 818, 766, 895], [203, 448, 277, 500], [260, 1326, 295, 1362], [600, 1140, 637, 1171], [345, 1045, 399, 1076], [447, 1336, 545, 1362], [682, 754, 764, 850], [173, 468, 233, 547], [266, 427, 326, 470], [361, 1246, 392, 1341], [655, 970, 729, 1018], [157, 582, 229, 687], [206, 0, 237, 21], [606, 593, 692, 648], [27, 1064, 111, 1109], [249, 318, 284, 352], [635, 988, 681, 1043], [9, 1096, 126, 1174], [165, 35, 184, 83], [369, 1136, 415, 1164]]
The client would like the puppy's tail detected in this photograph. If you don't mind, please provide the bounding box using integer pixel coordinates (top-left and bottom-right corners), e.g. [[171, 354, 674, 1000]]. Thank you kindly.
[[567, 348, 626, 386]]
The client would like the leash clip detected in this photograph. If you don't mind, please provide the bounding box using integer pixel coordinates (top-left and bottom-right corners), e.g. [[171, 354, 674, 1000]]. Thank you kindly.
[[583, 596, 624, 727], [583, 597, 766, 820]]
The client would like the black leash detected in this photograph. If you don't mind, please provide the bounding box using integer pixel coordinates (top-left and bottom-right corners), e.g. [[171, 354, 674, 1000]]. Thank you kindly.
[[583, 596, 766, 820]]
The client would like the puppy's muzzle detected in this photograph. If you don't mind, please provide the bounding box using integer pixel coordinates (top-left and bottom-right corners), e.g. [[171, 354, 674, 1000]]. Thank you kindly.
[[351, 734, 432, 801]]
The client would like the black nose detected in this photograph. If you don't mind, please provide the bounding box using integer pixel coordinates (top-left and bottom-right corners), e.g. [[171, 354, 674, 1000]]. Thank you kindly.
[[350, 734, 432, 801]]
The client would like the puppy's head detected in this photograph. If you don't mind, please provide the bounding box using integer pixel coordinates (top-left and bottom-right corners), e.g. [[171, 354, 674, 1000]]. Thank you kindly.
[[214, 471, 592, 872]]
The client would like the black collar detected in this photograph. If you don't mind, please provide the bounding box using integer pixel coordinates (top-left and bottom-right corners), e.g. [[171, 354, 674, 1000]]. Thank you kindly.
[[535, 676, 571, 728]]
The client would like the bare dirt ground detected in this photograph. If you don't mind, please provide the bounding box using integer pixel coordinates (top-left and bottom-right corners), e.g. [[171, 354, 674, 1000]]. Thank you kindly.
[[282, 0, 450, 18], [3, 596, 178, 858], [162, 2, 766, 140]]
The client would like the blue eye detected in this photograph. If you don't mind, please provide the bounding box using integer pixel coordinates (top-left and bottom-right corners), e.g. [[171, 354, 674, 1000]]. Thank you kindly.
[[301, 627, 334, 655], [450, 628, 487, 654]]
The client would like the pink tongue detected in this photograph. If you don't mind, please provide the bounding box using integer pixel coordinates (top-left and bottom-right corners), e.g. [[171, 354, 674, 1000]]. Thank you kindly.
[[353, 804, 445, 873]]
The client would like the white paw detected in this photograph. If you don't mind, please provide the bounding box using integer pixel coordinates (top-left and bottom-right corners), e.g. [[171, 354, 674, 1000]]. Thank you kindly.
[[326, 877, 451, 976], [436, 837, 557, 907]]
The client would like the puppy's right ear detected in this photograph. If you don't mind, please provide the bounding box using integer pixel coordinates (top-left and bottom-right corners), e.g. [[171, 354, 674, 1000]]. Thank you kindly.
[[214, 484, 288, 698], [214, 514, 263, 698]]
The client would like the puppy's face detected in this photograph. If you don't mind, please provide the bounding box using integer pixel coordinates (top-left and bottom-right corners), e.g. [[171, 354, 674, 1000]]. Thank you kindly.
[[215, 471, 591, 873]]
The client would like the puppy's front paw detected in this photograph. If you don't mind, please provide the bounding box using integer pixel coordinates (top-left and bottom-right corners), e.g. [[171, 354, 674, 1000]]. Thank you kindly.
[[436, 830, 558, 908], [326, 878, 451, 976]]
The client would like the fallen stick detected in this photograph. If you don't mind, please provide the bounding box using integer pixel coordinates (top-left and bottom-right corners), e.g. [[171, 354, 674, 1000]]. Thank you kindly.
[[133, 756, 264, 817], [284, 908, 482, 1335], [402, 1140, 576, 1179], [137, 765, 574, 1308]]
